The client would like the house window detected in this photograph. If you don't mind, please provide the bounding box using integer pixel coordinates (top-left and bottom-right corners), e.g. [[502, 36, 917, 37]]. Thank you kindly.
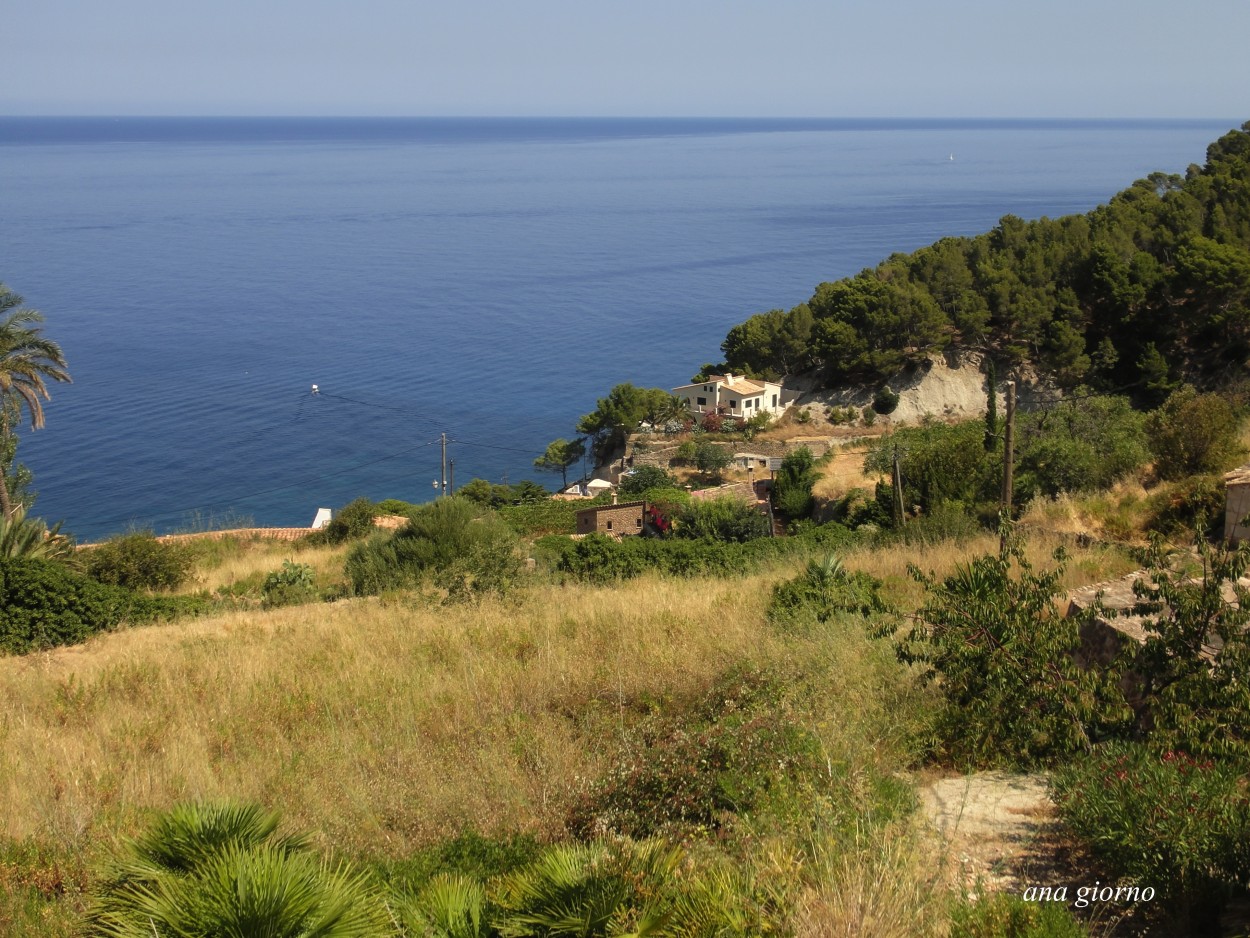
[[705, 385, 712, 392], [730, 400, 738, 410], [771, 394, 778, 407], [607, 520, 613, 531], [696, 396, 706, 406], [635, 518, 642, 527]]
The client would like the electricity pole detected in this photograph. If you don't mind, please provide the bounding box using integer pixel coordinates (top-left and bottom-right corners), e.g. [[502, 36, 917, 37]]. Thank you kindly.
[[1000, 380, 1016, 549], [440, 432, 447, 496], [892, 444, 905, 527]]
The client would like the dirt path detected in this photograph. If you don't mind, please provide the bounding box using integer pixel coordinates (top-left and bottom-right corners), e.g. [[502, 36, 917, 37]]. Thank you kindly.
[[919, 772, 1075, 895]]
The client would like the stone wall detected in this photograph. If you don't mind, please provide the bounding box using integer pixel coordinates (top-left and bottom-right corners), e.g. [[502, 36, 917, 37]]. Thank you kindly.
[[575, 501, 647, 536]]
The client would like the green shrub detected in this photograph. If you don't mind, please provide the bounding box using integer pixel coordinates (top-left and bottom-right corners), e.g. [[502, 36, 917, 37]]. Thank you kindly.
[[374, 830, 543, 898], [87, 802, 386, 937], [677, 495, 770, 542], [1147, 386, 1241, 481], [772, 447, 817, 520], [497, 499, 582, 536], [898, 539, 1129, 766], [619, 465, 676, 496], [1052, 743, 1250, 934], [374, 498, 418, 516], [1015, 396, 1149, 500], [344, 497, 521, 600], [872, 386, 900, 414], [1127, 537, 1250, 762], [865, 422, 993, 517], [495, 840, 680, 938], [556, 524, 855, 584], [949, 892, 1088, 937], [567, 668, 818, 839], [84, 531, 194, 591], [768, 555, 890, 630], [0, 558, 204, 654], [260, 560, 317, 608], [309, 497, 378, 545], [1145, 474, 1224, 539]]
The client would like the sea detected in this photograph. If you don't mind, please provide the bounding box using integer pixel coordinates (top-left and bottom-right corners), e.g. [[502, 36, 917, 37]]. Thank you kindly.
[[0, 117, 1237, 540]]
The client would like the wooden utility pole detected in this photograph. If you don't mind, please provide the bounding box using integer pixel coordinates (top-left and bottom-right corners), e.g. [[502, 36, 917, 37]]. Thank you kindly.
[[440, 432, 447, 496], [891, 444, 906, 527], [1000, 380, 1016, 545]]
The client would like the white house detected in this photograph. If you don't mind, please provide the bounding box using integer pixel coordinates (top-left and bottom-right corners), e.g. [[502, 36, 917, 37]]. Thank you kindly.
[[672, 373, 787, 420]]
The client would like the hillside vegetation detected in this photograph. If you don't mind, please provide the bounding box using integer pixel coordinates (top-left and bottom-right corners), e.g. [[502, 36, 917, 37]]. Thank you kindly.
[[716, 122, 1250, 398]]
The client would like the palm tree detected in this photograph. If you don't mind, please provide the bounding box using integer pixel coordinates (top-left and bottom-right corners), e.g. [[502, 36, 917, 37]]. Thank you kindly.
[[0, 285, 70, 517]]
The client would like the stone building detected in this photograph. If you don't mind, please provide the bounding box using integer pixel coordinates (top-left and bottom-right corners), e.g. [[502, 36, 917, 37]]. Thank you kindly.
[[575, 500, 650, 537], [1225, 463, 1250, 544]]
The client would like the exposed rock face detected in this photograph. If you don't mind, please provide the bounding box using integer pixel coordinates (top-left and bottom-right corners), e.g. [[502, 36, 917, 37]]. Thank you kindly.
[[793, 350, 1052, 427]]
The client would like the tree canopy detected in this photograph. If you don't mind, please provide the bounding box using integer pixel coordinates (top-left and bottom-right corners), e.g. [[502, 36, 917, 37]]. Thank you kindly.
[[714, 122, 1250, 394], [0, 285, 70, 517]]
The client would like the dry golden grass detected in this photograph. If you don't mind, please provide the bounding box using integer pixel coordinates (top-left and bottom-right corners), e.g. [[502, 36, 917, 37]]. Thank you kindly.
[[0, 572, 792, 860], [1016, 477, 1154, 545], [181, 537, 346, 595], [812, 446, 873, 503]]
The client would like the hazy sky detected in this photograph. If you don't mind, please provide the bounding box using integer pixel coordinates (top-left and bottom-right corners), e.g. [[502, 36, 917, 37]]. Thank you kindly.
[[5, 0, 1247, 118]]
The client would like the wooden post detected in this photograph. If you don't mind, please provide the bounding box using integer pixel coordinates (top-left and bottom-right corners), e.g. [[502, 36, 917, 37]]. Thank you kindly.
[[892, 444, 905, 526], [1000, 380, 1016, 547]]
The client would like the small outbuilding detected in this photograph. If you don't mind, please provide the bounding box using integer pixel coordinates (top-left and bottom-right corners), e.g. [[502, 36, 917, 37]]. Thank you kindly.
[[575, 499, 653, 536], [1225, 464, 1250, 544]]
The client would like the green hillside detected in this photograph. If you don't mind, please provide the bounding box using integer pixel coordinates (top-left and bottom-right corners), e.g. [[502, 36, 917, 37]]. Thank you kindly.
[[717, 121, 1250, 400]]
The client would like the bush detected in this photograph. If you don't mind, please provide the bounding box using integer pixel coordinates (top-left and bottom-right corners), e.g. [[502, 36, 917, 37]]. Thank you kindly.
[[676, 495, 770, 542], [260, 560, 317, 608], [872, 386, 900, 414], [1015, 395, 1148, 500], [949, 892, 1087, 937], [344, 497, 521, 600], [84, 531, 194, 591], [1145, 474, 1224, 540], [495, 840, 680, 938], [865, 422, 993, 516], [1052, 743, 1250, 934], [87, 803, 386, 937], [768, 555, 890, 630], [567, 668, 819, 839], [618, 465, 675, 496], [692, 441, 732, 478], [898, 539, 1128, 766], [1126, 537, 1250, 762], [1147, 386, 1241, 481], [772, 447, 817, 520], [309, 497, 378, 545], [555, 524, 855, 584], [1, 558, 205, 654]]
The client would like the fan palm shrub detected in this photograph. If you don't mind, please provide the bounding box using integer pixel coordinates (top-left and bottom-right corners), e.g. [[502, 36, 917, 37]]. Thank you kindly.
[[86, 802, 386, 938]]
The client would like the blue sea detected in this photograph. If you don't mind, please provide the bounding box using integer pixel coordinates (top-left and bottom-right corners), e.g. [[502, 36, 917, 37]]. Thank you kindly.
[[0, 117, 1236, 540]]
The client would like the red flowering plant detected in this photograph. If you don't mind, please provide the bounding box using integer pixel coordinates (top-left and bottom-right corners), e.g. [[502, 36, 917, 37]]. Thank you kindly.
[[1051, 742, 1250, 933]]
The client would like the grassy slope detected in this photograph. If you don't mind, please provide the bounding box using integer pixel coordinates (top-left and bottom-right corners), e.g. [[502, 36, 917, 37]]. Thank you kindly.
[[0, 530, 1135, 934]]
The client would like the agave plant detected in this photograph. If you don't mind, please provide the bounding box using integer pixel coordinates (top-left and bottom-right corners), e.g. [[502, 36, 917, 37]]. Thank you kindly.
[[0, 504, 75, 562], [86, 802, 386, 938]]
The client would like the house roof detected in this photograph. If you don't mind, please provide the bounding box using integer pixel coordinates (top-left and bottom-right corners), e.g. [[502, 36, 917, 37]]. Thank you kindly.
[[672, 374, 775, 395], [575, 500, 648, 517]]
